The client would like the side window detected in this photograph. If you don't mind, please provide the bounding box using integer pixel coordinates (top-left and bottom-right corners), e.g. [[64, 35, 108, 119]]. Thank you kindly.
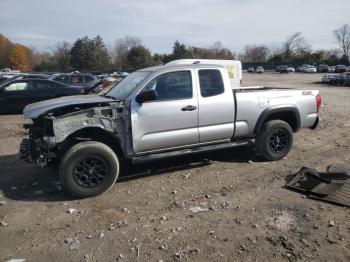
[[50, 81, 65, 89], [4, 81, 29, 91], [54, 75, 69, 83], [198, 69, 224, 97], [143, 71, 192, 101], [84, 75, 94, 82], [71, 75, 83, 84], [32, 80, 49, 90]]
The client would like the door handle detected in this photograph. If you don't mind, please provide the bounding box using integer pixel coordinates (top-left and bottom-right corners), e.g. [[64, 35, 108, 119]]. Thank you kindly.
[[181, 105, 197, 111]]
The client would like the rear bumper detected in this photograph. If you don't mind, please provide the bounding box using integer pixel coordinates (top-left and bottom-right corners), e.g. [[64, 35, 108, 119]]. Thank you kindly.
[[310, 116, 319, 130]]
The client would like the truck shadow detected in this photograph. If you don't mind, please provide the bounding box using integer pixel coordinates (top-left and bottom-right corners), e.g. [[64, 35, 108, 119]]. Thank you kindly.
[[0, 145, 257, 202]]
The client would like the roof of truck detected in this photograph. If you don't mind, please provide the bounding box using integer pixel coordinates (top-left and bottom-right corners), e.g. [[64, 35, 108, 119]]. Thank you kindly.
[[138, 63, 226, 72]]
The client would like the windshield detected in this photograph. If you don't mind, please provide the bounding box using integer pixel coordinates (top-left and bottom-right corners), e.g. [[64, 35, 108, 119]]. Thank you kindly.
[[106, 71, 151, 100]]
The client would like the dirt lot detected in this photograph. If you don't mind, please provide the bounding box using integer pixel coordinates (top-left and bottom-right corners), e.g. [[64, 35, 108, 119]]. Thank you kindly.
[[0, 73, 349, 262]]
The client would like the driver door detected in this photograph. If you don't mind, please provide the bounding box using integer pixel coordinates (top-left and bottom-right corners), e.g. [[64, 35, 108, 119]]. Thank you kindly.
[[130, 70, 199, 153]]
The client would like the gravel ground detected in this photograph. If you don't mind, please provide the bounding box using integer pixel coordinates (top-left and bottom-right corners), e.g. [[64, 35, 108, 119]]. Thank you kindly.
[[0, 72, 349, 262]]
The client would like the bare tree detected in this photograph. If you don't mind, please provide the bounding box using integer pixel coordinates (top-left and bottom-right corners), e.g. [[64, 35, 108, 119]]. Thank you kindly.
[[241, 45, 269, 62], [113, 36, 141, 68], [52, 41, 71, 72], [334, 24, 350, 58], [281, 32, 310, 61]]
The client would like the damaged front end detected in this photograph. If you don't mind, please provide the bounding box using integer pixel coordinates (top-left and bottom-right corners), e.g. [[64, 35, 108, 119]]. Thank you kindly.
[[20, 118, 55, 166], [20, 97, 124, 167]]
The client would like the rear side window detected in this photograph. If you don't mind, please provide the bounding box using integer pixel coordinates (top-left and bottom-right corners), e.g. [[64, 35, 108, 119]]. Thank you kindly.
[[144, 71, 192, 101], [53, 75, 69, 83], [71, 75, 83, 84], [50, 81, 66, 89], [84, 75, 94, 82], [198, 69, 224, 97], [32, 80, 49, 90]]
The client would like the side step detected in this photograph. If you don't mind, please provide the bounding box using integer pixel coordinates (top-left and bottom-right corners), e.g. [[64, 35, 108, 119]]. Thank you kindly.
[[132, 140, 250, 164]]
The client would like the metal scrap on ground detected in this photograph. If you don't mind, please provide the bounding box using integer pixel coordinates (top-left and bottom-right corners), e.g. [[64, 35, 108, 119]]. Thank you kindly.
[[286, 164, 350, 207]]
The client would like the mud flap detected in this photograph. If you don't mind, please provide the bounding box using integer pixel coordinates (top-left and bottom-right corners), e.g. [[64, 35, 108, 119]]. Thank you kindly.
[[285, 165, 350, 207]]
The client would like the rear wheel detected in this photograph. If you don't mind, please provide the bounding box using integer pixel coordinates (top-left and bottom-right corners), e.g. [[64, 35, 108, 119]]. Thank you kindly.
[[256, 120, 293, 161], [59, 141, 119, 198]]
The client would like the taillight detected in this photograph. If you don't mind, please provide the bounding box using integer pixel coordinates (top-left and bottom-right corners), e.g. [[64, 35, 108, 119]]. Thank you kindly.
[[316, 94, 321, 112]]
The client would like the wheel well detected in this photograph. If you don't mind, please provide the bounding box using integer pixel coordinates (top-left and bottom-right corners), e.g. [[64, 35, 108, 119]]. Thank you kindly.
[[265, 111, 299, 131], [255, 108, 300, 135], [57, 127, 124, 159]]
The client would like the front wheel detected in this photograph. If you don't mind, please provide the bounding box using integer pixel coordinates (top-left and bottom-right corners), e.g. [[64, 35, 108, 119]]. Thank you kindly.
[[59, 141, 119, 198], [255, 120, 293, 161]]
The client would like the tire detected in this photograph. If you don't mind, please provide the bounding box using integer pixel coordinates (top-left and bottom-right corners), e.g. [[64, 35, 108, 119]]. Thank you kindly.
[[59, 141, 119, 198], [255, 120, 293, 161]]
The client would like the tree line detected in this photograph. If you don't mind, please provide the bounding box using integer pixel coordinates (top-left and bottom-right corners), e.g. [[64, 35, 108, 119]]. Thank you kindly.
[[0, 24, 349, 72]]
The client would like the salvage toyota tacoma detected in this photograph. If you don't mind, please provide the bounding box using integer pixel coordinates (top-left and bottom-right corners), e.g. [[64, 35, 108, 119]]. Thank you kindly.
[[20, 59, 321, 198]]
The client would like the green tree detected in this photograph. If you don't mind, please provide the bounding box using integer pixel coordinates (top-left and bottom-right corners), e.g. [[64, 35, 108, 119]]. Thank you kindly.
[[91, 35, 110, 70], [172, 40, 191, 60], [127, 45, 152, 69], [70, 36, 92, 70]]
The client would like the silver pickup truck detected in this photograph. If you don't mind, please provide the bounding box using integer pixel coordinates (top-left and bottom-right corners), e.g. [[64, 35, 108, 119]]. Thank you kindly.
[[20, 60, 321, 197]]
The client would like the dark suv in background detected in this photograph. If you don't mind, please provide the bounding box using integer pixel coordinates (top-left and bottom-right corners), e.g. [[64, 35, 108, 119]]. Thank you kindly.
[[50, 73, 100, 93], [0, 78, 82, 114], [317, 64, 330, 73]]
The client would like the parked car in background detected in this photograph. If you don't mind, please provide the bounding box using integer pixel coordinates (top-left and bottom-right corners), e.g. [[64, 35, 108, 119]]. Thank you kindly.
[[329, 66, 336, 73], [304, 65, 317, 73], [342, 73, 350, 86], [0, 79, 82, 114], [50, 73, 100, 93], [247, 67, 255, 73], [317, 64, 330, 73], [256, 66, 264, 73], [322, 74, 341, 85], [339, 72, 350, 86], [335, 65, 347, 73], [287, 67, 295, 73], [279, 66, 289, 73]]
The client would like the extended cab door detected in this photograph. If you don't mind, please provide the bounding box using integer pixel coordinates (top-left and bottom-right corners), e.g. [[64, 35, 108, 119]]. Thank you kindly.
[[130, 70, 199, 153], [196, 68, 235, 142]]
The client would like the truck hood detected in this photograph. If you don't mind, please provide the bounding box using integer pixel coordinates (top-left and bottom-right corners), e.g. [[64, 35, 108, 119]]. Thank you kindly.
[[23, 95, 115, 118]]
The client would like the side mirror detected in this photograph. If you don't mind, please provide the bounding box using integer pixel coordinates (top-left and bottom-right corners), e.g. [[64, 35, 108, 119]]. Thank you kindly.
[[135, 90, 157, 103]]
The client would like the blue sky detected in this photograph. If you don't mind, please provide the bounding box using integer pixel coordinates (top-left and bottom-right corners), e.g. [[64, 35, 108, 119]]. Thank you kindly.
[[0, 0, 349, 54]]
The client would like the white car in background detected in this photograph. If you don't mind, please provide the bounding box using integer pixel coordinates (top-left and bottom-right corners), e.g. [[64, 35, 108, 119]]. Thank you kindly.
[[256, 66, 264, 73], [304, 65, 317, 73], [287, 67, 295, 73]]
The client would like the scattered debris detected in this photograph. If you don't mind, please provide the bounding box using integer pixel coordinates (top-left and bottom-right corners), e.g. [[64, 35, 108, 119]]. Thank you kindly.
[[5, 259, 26, 262], [1, 221, 8, 227], [99, 232, 105, 238], [0, 200, 7, 205], [189, 206, 209, 213], [69, 239, 81, 250], [285, 165, 350, 207], [67, 208, 77, 214], [221, 201, 232, 209], [172, 190, 178, 194], [328, 219, 335, 227]]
